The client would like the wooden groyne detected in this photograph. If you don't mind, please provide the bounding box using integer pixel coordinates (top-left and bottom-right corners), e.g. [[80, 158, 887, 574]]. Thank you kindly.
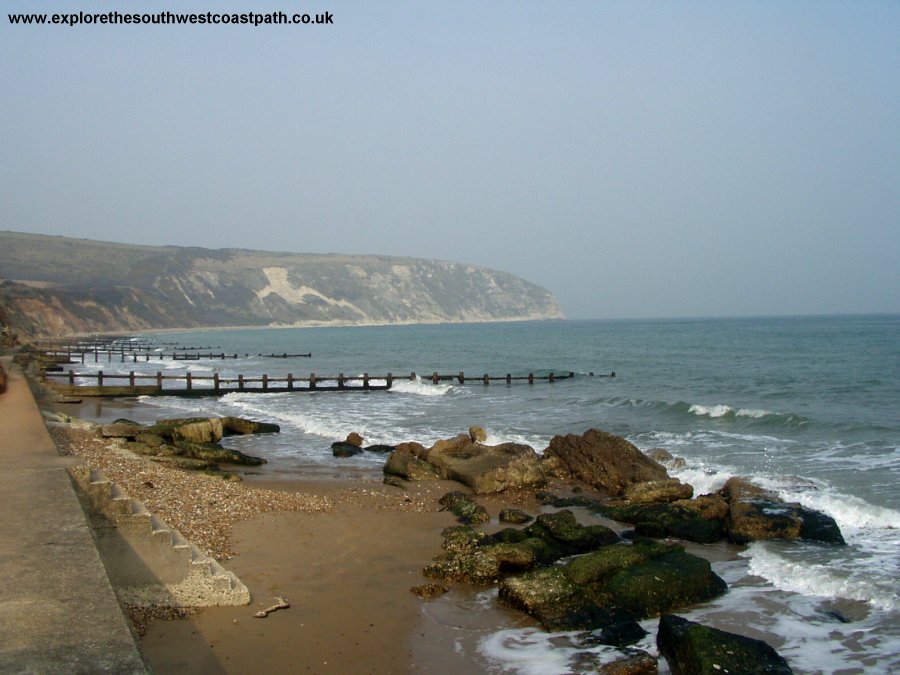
[[42, 370, 605, 398]]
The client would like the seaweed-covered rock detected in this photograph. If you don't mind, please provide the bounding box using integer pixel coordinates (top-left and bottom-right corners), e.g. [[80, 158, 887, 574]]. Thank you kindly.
[[428, 435, 545, 494], [499, 541, 727, 632], [424, 509, 619, 584], [438, 491, 490, 525], [601, 497, 727, 544], [657, 614, 793, 674], [542, 429, 669, 495], [499, 508, 533, 525]]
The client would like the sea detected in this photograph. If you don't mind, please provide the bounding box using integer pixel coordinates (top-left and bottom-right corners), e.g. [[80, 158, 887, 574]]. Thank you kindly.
[[69, 315, 899, 674]]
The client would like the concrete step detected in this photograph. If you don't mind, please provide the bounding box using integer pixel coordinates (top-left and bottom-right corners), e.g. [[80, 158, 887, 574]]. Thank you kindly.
[[69, 464, 250, 608]]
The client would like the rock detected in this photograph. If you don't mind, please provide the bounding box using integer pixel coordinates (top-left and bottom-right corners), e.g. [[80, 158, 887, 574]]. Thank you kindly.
[[657, 614, 793, 674], [427, 435, 545, 494], [624, 478, 694, 504], [721, 477, 844, 545], [363, 444, 395, 454], [220, 416, 280, 435], [438, 491, 490, 525], [601, 495, 728, 544], [469, 426, 487, 443], [345, 432, 364, 447], [499, 508, 533, 525], [332, 441, 364, 458], [383, 442, 441, 481], [100, 422, 143, 439], [542, 429, 669, 495], [498, 541, 727, 632], [171, 418, 224, 444], [644, 447, 686, 470], [424, 510, 619, 585]]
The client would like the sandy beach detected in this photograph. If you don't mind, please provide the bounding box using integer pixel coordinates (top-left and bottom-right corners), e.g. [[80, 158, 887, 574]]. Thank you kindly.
[[41, 394, 542, 674]]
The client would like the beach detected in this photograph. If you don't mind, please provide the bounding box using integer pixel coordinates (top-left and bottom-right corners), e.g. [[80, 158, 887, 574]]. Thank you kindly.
[[42, 395, 541, 674]]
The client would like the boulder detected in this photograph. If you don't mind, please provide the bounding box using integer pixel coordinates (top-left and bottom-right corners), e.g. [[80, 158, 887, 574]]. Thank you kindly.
[[383, 442, 441, 481], [499, 541, 727, 632], [345, 431, 364, 447], [220, 416, 280, 435], [657, 614, 793, 674], [363, 444, 395, 454], [624, 478, 694, 504], [100, 421, 143, 439], [600, 495, 728, 544], [171, 418, 224, 444], [469, 426, 487, 443], [424, 509, 619, 584], [427, 436, 545, 494], [542, 429, 669, 495], [332, 441, 364, 458], [721, 477, 844, 545]]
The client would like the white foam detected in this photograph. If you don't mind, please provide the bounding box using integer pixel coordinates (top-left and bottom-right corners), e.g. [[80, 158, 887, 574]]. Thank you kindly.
[[689, 403, 734, 418], [742, 542, 900, 611], [478, 628, 646, 675], [390, 376, 453, 396]]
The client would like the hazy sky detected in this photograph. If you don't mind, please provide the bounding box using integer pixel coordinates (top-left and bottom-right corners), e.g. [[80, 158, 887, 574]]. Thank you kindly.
[[2, 1, 898, 319]]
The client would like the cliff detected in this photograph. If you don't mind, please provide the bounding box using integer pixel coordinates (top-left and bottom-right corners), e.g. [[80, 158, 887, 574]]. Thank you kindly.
[[0, 232, 563, 337]]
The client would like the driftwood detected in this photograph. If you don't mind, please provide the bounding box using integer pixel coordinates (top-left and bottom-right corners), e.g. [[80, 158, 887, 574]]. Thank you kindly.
[[253, 596, 290, 618]]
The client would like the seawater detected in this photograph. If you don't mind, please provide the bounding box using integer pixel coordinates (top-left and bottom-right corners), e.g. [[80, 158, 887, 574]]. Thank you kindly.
[[76, 315, 900, 673]]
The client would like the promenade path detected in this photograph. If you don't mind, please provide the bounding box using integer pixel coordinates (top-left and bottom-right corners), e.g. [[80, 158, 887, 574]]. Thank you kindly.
[[0, 356, 148, 673]]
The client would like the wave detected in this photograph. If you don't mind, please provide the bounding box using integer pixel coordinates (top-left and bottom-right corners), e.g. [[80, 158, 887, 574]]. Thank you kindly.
[[743, 542, 899, 611], [389, 376, 453, 397]]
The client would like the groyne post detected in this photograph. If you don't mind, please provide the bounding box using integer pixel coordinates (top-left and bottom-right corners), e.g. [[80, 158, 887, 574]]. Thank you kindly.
[[528, 373, 534, 384], [310, 373, 317, 390], [432, 372, 439, 384], [483, 373, 489, 385], [338, 373, 345, 389], [458, 371, 465, 384], [156, 372, 162, 391], [238, 375, 244, 392], [68, 370, 75, 386], [129, 371, 135, 388], [262, 374, 269, 391], [214, 373, 220, 394], [186, 372, 192, 391], [549, 372, 555, 383], [287, 373, 294, 391], [387, 373, 393, 388], [363, 373, 369, 389], [97, 371, 104, 387], [506, 373, 511, 385]]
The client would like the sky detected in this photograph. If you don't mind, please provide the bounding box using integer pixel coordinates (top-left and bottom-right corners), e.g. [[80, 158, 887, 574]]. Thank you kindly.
[[2, 1, 898, 319]]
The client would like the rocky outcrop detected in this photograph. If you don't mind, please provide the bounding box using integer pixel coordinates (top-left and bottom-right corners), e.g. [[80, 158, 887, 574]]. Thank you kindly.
[[657, 614, 793, 674], [541, 429, 669, 495], [498, 539, 727, 632], [547, 477, 844, 546], [100, 416, 274, 470], [0, 231, 563, 337], [427, 435, 546, 494], [424, 509, 619, 585], [721, 477, 845, 545]]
